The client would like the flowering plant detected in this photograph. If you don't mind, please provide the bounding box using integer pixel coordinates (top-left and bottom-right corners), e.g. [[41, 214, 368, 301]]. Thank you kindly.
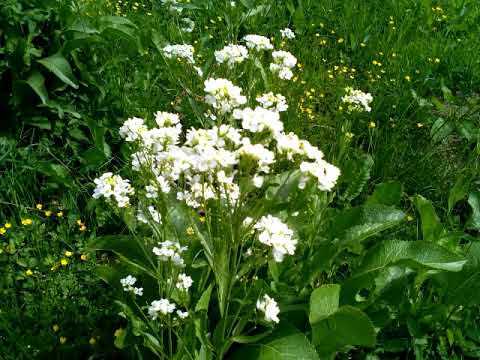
[[89, 31, 464, 359]]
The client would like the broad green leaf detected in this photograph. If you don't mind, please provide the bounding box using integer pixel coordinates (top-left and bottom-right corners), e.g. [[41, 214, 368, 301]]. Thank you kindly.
[[88, 235, 156, 278], [25, 71, 48, 104], [232, 331, 272, 344], [466, 191, 480, 231], [195, 284, 214, 312], [38, 52, 79, 89], [366, 181, 403, 206], [332, 205, 405, 251], [448, 172, 472, 212], [342, 240, 467, 304], [309, 284, 340, 324], [340, 153, 373, 202], [430, 117, 453, 143], [230, 323, 319, 360], [413, 195, 444, 242], [312, 306, 376, 355]]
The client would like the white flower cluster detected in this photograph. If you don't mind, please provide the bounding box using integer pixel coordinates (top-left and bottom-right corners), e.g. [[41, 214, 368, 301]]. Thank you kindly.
[[93, 172, 134, 208], [215, 44, 249, 67], [243, 34, 274, 51], [162, 44, 195, 64], [119, 117, 147, 142], [254, 215, 297, 262], [153, 240, 187, 267], [256, 294, 280, 323], [176, 273, 193, 291], [180, 17, 195, 33], [280, 28, 295, 39], [341, 87, 373, 112], [148, 299, 189, 320], [120, 275, 143, 296], [256, 92, 288, 112], [204, 78, 247, 114], [270, 51, 297, 80], [233, 107, 284, 136]]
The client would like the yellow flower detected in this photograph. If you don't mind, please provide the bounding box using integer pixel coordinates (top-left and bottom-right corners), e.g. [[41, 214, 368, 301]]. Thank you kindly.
[[60, 258, 69, 266], [56, 211, 64, 217], [406, 215, 414, 222], [53, 324, 60, 332], [4, 223, 11, 229], [79, 225, 87, 232], [360, 42, 366, 47], [368, 121, 376, 129], [337, 37, 344, 43], [417, 123, 424, 128], [65, 251, 73, 257], [434, 58, 440, 63], [0, 227, 6, 235], [404, 75, 411, 82], [26, 269, 33, 276], [21, 219, 33, 226], [36, 204, 43, 210], [89, 337, 97, 345], [345, 132, 355, 139], [114, 328, 124, 338], [80, 254, 88, 261], [59, 337, 67, 344], [185, 227, 195, 236], [199, 216, 206, 223], [44, 210, 52, 217]]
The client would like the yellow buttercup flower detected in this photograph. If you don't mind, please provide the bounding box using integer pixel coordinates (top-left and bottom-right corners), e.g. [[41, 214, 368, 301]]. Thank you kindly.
[[114, 328, 124, 338], [406, 215, 414, 222], [56, 211, 64, 217], [36, 204, 43, 210], [21, 219, 32, 226], [0, 227, 6, 235], [59, 337, 67, 344], [4, 223, 11, 229], [53, 324, 60, 332], [404, 75, 411, 82], [26, 269, 33, 276], [44, 210, 52, 217], [60, 258, 69, 266], [65, 251, 73, 257], [80, 254, 88, 261], [368, 121, 376, 129], [185, 227, 195, 236], [79, 225, 87, 232]]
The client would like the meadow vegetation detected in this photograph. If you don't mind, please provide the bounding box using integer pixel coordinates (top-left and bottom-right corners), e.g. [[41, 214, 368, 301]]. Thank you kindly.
[[0, 0, 479, 359]]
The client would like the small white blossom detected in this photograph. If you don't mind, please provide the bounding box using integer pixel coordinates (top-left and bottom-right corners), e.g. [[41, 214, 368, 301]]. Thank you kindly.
[[243, 34, 273, 51], [233, 107, 283, 136], [176, 273, 193, 290], [204, 78, 247, 114], [257, 294, 280, 323], [341, 87, 373, 112], [215, 44, 249, 67], [177, 310, 189, 319], [93, 173, 134, 208], [153, 240, 187, 267], [256, 92, 288, 112], [162, 44, 195, 64], [180, 17, 195, 33], [137, 205, 162, 224], [155, 111, 180, 127], [119, 117, 147, 142], [148, 299, 176, 319], [299, 160, 341, 191], [280, 28, 295, 39], [270, 51, 297, 80], [254, 215, 297, 262], [120, 275, 143, 296]]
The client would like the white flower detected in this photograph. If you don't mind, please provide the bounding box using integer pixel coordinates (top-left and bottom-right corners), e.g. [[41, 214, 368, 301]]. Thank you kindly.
[[253, 174, 264, 188], [162, 44, 195, 64], [233, 107, 283, 136], [145, 184, 158, 199], [119, 117, 147, 142], [93, 173, 134, 208], [256, 92, 288, 112], [148, 299, 176, 319], [238, 138, 275, 174], [194, 66, 204, 77], [153, 240, 187, 267], [270, 51, 297, 80], [176, 273, 193, 290], [341, 87, 373, 112], [254, 215, 297, 262], [137, 205, 162, 224], [177, 310, 189, 319], [215, 44, 249, 67], [243, 34, 273, 51], [155, 111, 180, 127], [120, 275, 143, 296], [180, 17, 195, 33], [204, 78, 247, 114], [280, 28, 295, 39], [257, 294, 280, 323], [299, 160, 341, 191]]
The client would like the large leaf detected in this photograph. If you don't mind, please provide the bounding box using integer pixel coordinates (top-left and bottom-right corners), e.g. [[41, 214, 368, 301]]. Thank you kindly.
[[413, 195, 444, 242], [309, 284, 340, 324], [88, 235, 156, 277], [341, 240, 467, 304], [230, 323, 319, 360], [25, 71, 48, 104], [38, 52, 79, 89], [331, 205, 405, 252], [366, 181, 403, 206], [466, 191, 480, 231], [311, 306, 376, 355]]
